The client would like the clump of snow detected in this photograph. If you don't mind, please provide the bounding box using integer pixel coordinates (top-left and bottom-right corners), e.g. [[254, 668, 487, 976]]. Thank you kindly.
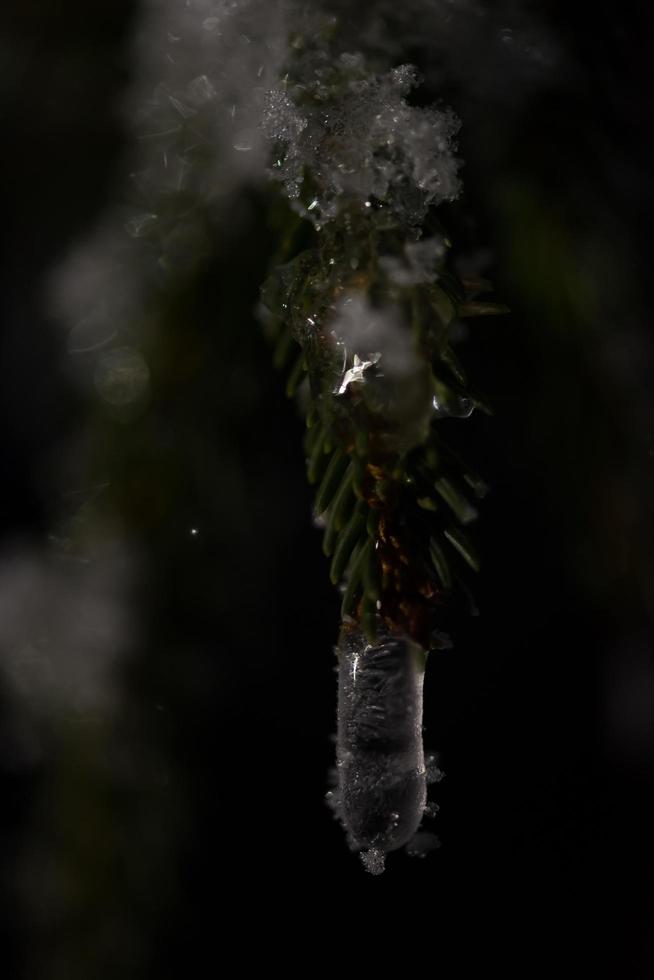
[[262, 55, 461, 225]]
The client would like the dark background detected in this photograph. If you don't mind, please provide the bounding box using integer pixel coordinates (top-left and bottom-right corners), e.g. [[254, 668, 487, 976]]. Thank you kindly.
[[1, 1, 653, 974]]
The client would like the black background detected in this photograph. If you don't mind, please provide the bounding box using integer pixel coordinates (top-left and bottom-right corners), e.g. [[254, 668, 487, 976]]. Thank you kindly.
[[1, 1, 653, 974]]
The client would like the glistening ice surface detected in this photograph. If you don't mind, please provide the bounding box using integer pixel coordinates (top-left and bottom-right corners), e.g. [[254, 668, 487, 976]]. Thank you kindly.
[[334, 623, 427, 874]]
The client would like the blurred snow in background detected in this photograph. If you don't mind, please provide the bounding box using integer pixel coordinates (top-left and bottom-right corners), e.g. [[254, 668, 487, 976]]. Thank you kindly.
[[0, 541, 136, 720]]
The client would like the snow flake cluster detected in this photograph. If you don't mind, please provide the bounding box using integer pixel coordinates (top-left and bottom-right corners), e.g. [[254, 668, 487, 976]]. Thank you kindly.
[[263, 54, 461, 225]]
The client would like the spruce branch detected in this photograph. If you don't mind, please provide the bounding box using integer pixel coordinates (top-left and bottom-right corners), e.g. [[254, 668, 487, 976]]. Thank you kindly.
[[258, 37, 505, 649]]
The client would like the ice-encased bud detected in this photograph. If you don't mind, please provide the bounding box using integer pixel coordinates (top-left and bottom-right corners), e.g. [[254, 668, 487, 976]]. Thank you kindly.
[[336, 623, 427, 871]]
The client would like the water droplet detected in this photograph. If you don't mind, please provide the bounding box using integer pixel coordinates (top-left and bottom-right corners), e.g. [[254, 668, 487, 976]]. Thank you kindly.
[[432, 391, 475, 419]]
